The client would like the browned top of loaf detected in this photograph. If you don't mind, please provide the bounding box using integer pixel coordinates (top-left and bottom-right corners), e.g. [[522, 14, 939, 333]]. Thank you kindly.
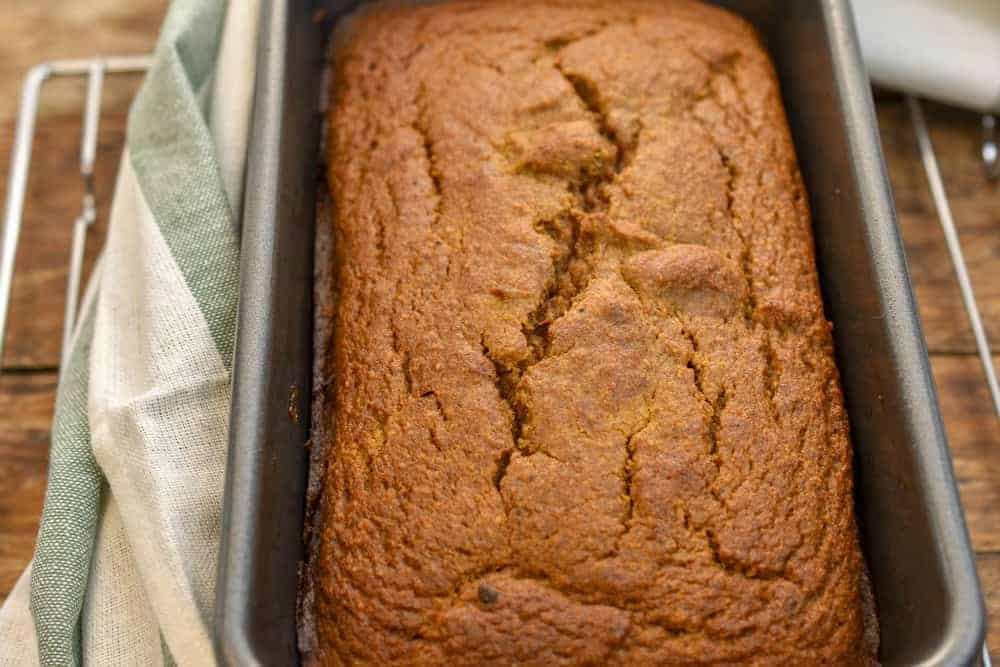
[[307, 0, 875, 664]]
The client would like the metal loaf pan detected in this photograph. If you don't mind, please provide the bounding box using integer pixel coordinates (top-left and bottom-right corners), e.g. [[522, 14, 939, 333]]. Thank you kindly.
[[215, 0, 987, 664]]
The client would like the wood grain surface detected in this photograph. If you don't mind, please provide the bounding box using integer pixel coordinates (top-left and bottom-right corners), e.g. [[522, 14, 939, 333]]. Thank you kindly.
[[0, 4, 997, 659], [0, 375, 55, 600], [0, 1, 165, 369], [0, 112, 132, 369]]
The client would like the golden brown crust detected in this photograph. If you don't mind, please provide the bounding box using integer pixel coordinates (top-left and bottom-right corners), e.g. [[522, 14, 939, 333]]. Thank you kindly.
[[306, 1, 876, 664]]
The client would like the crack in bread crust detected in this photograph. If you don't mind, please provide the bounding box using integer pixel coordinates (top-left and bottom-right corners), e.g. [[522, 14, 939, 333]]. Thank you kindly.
[[307, 2, 876, 665]]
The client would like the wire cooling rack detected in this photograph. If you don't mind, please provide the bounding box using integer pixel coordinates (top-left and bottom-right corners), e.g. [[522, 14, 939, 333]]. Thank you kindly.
[[0, 61, 994, 665], [0, 56, 151, 373]]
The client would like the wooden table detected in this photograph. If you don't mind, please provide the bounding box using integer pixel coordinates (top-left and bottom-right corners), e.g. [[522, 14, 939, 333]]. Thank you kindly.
[[0, 1, 997, 657]]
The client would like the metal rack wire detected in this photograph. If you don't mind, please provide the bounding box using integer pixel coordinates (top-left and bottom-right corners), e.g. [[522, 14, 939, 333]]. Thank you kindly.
[[908, 98, 1000, 418], [0, 56, 151, 374], [0, 62, 993, 665]]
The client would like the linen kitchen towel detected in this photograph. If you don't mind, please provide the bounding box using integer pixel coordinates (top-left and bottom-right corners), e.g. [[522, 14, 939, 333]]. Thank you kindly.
[[0, 0, 260, 663]]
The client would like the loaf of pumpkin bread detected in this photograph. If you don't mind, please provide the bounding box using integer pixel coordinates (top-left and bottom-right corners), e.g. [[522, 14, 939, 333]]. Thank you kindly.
[[303, 1, 877, 664]]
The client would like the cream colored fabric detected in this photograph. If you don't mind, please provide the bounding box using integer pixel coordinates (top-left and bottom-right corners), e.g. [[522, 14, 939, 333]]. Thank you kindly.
[[82, 494, 162, 666], [0, 567, 38, 666], [88, 156, 231, 664]]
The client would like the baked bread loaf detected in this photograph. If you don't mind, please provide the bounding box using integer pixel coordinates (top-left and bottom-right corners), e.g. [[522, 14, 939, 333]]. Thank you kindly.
[[304, 1, 878, 664]]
